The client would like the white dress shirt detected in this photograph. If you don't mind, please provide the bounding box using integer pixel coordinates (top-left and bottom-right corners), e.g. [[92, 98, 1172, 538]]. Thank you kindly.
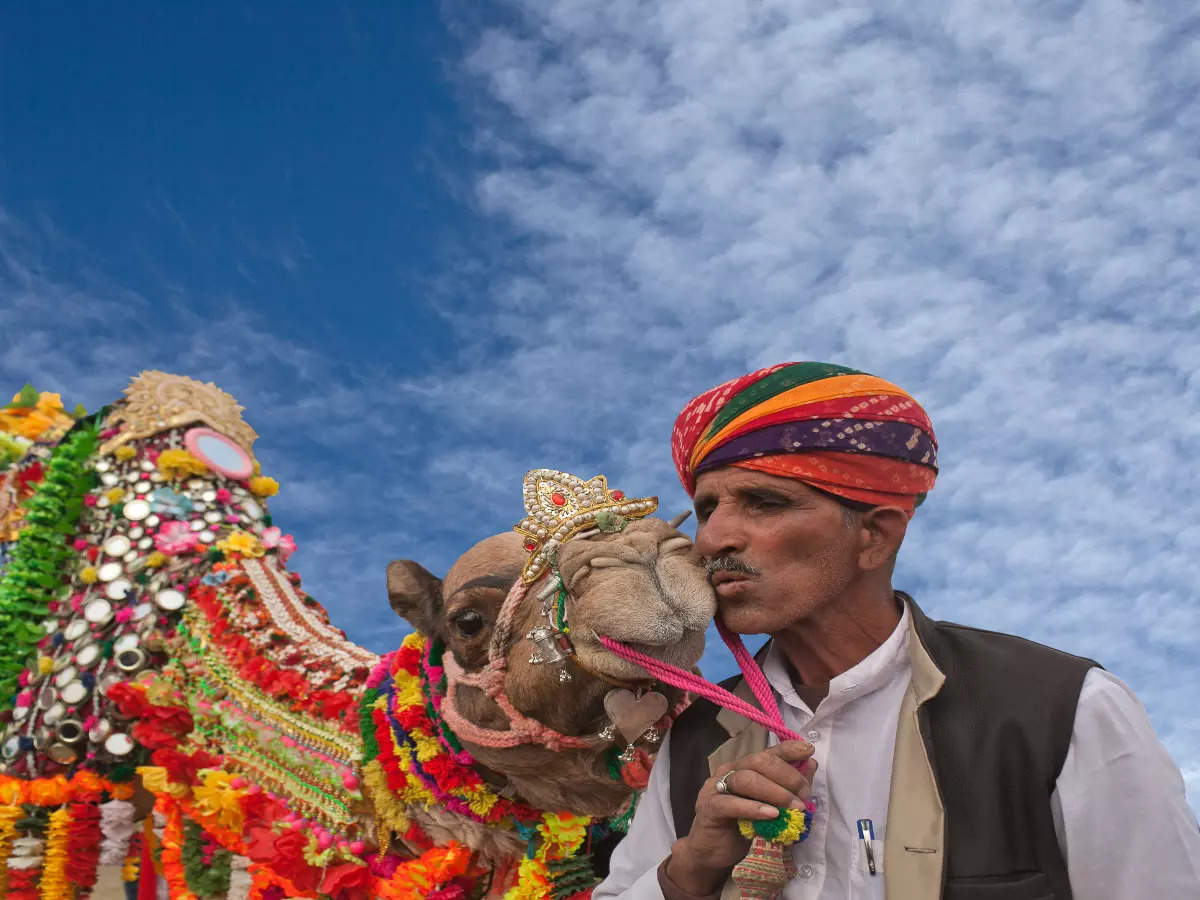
[[595, 607, 1200, 899]]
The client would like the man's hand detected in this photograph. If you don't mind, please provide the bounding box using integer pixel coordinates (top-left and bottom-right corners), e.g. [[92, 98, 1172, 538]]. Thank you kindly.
[[664, 740, 816, 896]]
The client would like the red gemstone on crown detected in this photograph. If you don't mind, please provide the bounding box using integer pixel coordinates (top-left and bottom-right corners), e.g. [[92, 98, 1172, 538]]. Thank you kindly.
[[551, 492, 566, 506], [524, 540, 537, 552], [610, 490, 624, 500]]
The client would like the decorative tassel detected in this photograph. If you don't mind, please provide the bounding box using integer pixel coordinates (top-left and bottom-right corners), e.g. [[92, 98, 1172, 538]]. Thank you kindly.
[[731, 837, 795, 900]]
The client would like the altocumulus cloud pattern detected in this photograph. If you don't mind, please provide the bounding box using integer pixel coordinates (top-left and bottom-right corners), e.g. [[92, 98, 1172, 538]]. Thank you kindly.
[[1, 0, 1196, 812]]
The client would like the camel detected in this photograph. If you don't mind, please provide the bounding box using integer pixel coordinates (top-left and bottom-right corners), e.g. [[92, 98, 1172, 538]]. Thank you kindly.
[[0, 373, 715, 899]]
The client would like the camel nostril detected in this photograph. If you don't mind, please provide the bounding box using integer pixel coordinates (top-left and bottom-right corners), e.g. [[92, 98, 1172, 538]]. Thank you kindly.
[[587, 556, 626, 569], [659, 537, 693, 555]]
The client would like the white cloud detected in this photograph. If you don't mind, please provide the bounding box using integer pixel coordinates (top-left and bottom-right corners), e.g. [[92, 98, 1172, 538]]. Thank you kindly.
[[2, 0, 1197, 817], [431, 0, 1200, 809]]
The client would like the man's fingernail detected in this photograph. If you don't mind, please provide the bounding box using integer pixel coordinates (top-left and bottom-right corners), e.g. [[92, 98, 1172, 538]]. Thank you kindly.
[[789, 800, 804, 810], [759, 804, 778, 817]]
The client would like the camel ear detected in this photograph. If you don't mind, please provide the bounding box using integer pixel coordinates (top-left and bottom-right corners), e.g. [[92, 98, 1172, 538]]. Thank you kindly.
[[386, 559, 443, 637]]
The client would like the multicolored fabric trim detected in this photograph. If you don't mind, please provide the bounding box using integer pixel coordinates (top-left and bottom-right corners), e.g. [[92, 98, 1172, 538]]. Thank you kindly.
[[671, 362, 938, 511]]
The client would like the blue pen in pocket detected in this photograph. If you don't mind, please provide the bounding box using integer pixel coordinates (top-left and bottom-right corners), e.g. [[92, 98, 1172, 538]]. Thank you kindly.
[[856, 818, 877, 875]]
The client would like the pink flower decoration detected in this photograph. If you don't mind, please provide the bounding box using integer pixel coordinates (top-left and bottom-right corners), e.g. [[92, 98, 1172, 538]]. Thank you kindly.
[[72, 539, 88, 551], [215, 488, 231, 503], [261, 526, 282, 548], [155, 520, 198, 555], [83, 494, 97, 507], [278, 534, 297, 564], [115, 608, 133, 624]]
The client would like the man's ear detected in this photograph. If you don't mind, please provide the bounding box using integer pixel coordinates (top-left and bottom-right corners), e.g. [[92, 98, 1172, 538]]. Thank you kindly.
[[858, 506, 908, 572], [386, 559, 443, 637]]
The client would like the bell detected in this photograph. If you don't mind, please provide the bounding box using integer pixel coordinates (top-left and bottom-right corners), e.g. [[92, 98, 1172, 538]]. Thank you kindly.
[[55, 719, 85, 745], [115, 647, 148, 674], [527, 625, 574, 665]]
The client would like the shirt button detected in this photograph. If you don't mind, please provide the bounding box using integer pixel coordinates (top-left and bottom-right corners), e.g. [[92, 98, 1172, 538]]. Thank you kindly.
[[806, 729, 821, 741], [810, 796, 821, 809], [799, 864, 815, 879]]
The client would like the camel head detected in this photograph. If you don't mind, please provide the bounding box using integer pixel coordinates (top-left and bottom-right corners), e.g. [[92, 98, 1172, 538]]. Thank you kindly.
[[386, 471, 715, 816]]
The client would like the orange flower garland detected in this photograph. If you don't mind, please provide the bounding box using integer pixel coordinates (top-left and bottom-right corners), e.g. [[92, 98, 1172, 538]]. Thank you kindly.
[[158, 800, 199, 900]]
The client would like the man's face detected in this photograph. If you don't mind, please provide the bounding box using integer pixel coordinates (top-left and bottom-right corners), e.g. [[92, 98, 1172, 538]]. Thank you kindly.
[[692, 467, 862, 635]]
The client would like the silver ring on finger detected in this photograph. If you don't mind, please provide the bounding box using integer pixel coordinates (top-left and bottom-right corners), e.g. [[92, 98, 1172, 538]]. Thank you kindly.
[[715, 770, 738, 795]]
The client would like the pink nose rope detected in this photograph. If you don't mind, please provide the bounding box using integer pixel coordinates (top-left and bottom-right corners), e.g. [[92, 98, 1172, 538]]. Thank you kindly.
[[598, 621, 802, 742]]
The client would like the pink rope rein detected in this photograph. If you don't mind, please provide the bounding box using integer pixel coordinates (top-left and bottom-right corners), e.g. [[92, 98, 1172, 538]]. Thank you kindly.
[[597, 632, 802, 742]]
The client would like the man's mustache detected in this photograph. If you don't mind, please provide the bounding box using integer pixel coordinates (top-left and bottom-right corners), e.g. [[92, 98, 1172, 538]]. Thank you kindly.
[[704, 556, 762, 580]]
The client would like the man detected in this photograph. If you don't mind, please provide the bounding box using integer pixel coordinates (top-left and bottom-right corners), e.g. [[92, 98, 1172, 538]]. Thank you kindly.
[[596, 362, 1199, 899]]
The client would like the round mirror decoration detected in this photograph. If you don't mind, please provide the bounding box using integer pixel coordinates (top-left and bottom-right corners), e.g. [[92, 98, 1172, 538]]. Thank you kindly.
[[145, 514, 160, 527], [97, 562, 123, 582], [74, 643, 102, 668], [114, 634, 140, 653], [105, 732, 135, 756], [201, 490, 217, 503], [42, 702, 66, 726], [131, 602, 154, 621], [3, 737, 21, 760], [154, 589, 186, 612], [99, 672, 124, 696], [134, 481, 152, 494], [88, 718, 112, 742], [105, 579, 132, 601], [47, 743, 80, 765], [100, 473, 119, 487], [123, 498, 150, 521], [53, 665, 77, 689], [84, 598, 114, 625], [94, 460, 111, 473], [32, 727, 51, 751], [241, 498, 263, 520], [60, 682, 89, 706], [184, 427, 253, 479], [103, 535, 132, 557], [204, 511, 223, 524], [123, 550, 139, 562], [140, 459, 155, 472], [64, 619, 88, 641], [128, 526, 144, 539], [12, 705, 29, 723]]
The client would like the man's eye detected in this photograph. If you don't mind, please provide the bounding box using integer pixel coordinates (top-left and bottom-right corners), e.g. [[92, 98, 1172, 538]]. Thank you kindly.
[[748, 495, 785, 510], [451, 610, 486, 637]]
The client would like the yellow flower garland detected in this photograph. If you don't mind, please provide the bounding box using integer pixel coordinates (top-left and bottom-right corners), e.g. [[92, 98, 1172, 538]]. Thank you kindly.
[[0, 805, 21, 896], [38, 806, 72, 900]]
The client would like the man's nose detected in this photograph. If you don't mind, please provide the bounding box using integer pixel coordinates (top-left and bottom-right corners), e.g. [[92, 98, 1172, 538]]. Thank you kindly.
[[695, 505, 744, 559]]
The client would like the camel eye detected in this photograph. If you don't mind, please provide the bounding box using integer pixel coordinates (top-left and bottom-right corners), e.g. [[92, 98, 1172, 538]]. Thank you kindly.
[[451, 609, 485, 637]]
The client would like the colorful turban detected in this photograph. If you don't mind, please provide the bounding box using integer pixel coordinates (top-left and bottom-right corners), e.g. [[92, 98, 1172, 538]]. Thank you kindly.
[[672, 362, 937, 514]]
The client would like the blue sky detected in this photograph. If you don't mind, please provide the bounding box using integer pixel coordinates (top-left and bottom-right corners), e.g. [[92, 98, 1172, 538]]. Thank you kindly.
[[3, 1, 1197, 810]]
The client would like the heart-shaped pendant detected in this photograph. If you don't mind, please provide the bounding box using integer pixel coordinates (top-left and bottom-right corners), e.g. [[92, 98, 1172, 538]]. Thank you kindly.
[[603, 689, 669, 744]]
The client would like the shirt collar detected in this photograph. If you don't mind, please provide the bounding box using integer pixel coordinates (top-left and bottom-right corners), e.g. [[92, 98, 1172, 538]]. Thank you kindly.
[[762, 601, 911, 714]]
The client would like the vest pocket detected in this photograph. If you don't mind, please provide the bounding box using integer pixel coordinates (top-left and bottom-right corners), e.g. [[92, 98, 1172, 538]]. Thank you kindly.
[[944, 870, 1054, 900]]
